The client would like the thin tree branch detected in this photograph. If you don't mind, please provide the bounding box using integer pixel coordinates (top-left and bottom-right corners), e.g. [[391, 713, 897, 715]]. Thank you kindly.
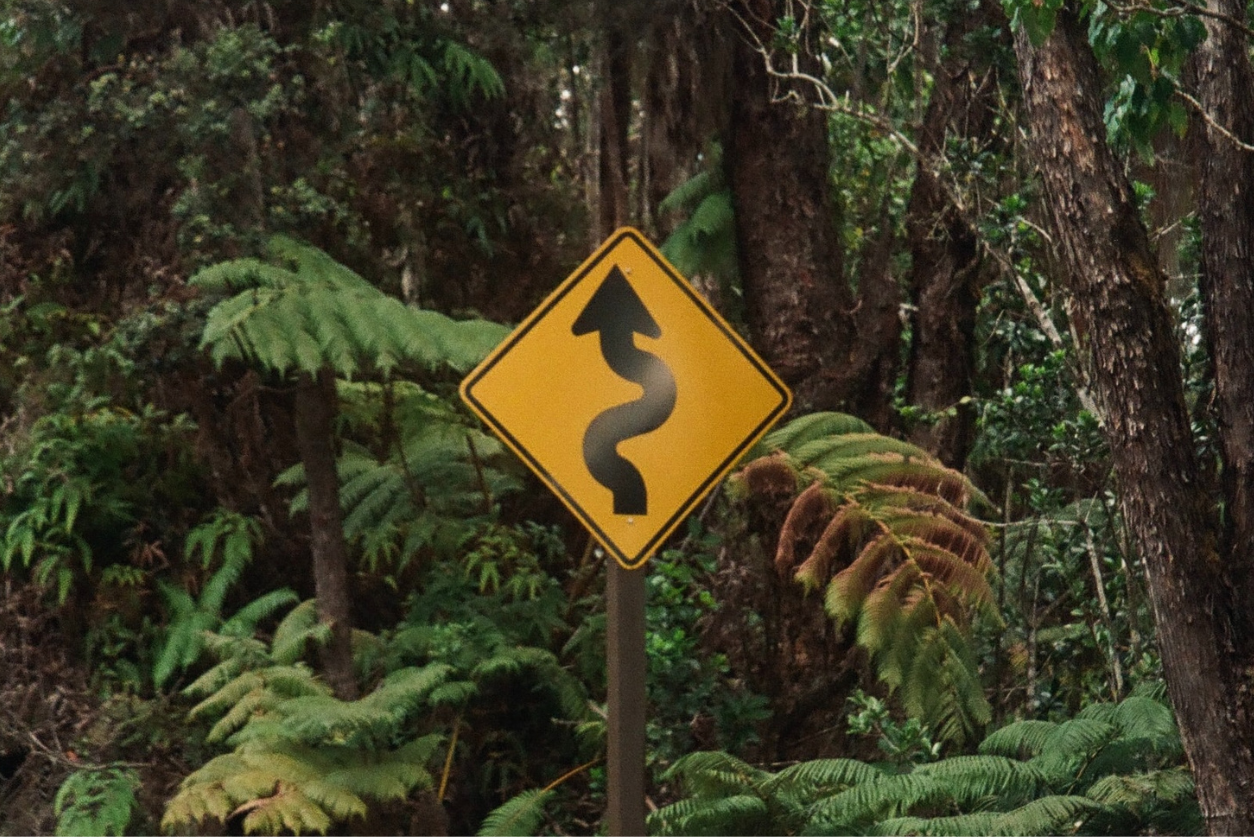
[[728, 0, 1106, 423], [1177, 88, 1254, 153], [1106, 0, 1254, 40]]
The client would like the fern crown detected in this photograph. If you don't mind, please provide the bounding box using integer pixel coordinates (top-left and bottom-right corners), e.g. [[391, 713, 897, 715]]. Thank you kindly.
[[193, 235, 508, 379]]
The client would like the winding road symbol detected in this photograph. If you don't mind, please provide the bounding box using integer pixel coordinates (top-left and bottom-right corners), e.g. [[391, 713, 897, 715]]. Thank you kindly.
[[572, 265, 677, 515], [458, 227, 791, 570]]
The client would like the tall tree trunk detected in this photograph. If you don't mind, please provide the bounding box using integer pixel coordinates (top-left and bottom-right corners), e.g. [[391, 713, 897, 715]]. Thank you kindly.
[[294, 368, 358, 701], [1013, 10, 1254, 831], [596, 21, 632, 240], [1193, 0, 1254, 611], [904, 3, 1002, 468], [641, 2, 731, 240], [727, 0, 854, 413]]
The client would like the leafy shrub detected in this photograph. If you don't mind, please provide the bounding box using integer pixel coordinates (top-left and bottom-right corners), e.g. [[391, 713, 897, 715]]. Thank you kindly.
[[0, 366, 195, 603]]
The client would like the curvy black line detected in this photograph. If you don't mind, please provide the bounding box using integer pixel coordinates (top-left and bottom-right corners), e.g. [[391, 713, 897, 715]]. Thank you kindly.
[[573, 266, 677, 514], [463, 229, 790, 567]]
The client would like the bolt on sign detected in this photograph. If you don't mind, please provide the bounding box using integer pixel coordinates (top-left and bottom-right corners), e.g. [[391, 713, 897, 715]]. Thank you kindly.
[[460, 227, 791, 570]]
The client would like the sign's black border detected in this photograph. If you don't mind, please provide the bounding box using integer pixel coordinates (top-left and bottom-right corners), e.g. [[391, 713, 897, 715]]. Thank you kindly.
[[460, 228, 791, 570]]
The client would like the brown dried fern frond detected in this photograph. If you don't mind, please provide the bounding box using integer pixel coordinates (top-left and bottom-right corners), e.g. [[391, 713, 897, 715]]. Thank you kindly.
[[730, 453, 800, 499], [886, 511, 993, 573], [822, 531, 900, 625], [906, 542, 995, 610], [794, 503, 878, 590], [861, 482, 988, 540], [773, 480, 835, 575], [744, 411, 995, 742]]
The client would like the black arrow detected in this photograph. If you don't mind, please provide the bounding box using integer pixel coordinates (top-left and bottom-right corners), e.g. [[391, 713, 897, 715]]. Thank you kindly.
[[572, 265, 677, 515]]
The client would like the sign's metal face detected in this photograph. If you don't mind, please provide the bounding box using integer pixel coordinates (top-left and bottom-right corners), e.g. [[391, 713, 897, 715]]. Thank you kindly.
[[460, 227, 791, 570]]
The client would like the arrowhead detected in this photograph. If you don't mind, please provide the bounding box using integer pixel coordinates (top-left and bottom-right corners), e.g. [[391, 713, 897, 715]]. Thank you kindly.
[[572, 266, 661, 339]]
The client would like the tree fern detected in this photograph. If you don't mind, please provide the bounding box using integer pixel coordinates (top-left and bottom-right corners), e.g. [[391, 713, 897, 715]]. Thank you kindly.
[[649, 692, 1198, 836], [733, 412, 996, 743], [193, 235, 508, 380], [279, 381, 521, 569]]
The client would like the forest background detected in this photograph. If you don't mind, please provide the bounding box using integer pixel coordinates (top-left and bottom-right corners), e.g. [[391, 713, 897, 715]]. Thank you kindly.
[[0, 0, 1251, 834]]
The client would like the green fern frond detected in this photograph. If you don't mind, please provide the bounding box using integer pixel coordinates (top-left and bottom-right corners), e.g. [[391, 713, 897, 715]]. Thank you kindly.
[[236, 783, 335, 836], [824, 531, 899, 627], [758, 411, 876, 454], [790, 432, 935, 471], [868, 793, 1102, 837], [477, 788, 554, 837], [320, 755, 432, 802], [994, 794, 1105, 835], [687, 191, 734, 236], [442, 40, 505, 99], [195, 237, 506, 382], [682, 794, 774, 836], [664, 751, 769, 792], [762, 758, 883, 798], [854, 562, 920, 659], [1085, 766, 1194, 809], [427, 680, 478, 707], [658, 697, 1191, 836], [980, 720, 1058, 759], [658, 169, 715, 214], [270, 600, 325, 665], [1040, 718, 1119, 759], [914, 755, 1048, 806], [807, 771, 947, 826], [274, 696, 400, 745], [363, 663, 454, 716], [265, 236, 370, 288], [1108, 695, 1180, 748], [341, 469, 408, 541], [901, 626, 991, 745], [191, 258, 295, 292], [222, 589, 302, 638], [648, 796, 712, 837], [868, 811, 1001, 836], [209, 689, 282, 745]]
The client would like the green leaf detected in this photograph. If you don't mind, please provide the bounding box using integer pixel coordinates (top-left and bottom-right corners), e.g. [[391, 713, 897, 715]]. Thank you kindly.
[[477, 788, 554, 837]]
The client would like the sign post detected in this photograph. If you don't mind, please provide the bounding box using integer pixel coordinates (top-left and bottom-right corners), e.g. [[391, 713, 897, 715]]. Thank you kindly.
[[606, 562, 646, 835], [459, 228, 791, 833]]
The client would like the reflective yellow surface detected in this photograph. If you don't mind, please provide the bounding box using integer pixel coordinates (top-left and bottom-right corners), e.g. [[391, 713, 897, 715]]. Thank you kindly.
[[460, 228, 791, 569]]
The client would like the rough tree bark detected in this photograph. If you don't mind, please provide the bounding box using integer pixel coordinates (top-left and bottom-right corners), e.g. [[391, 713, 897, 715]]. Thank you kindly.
[[904, 2, 1002, 468], [1013, 9, 1254, 831], [1193, 0, 1254, 611], [726, 0, 854, 414], [293, 368, 359, 701], [642, 2, 731, 240], [596, 11, 633, 242]]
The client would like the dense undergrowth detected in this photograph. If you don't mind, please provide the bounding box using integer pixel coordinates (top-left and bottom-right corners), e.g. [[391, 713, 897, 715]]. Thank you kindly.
[[0, 1, 1199, 834]]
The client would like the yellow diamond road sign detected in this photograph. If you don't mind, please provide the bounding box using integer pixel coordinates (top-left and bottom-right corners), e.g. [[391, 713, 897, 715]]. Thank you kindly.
[[460, 228, 792, 570]]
